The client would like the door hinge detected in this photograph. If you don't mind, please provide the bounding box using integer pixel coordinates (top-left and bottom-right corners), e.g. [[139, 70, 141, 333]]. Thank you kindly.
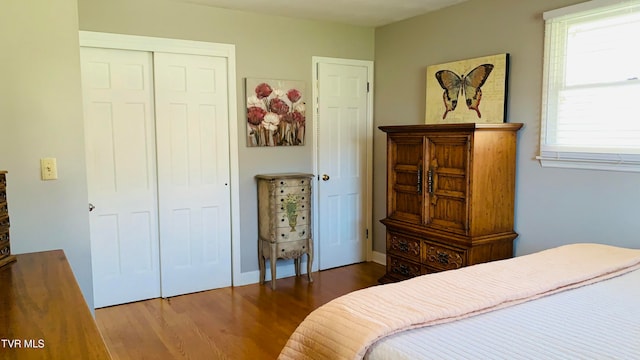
[[367, 82, 370, 93], [366, 228, 369, 239]]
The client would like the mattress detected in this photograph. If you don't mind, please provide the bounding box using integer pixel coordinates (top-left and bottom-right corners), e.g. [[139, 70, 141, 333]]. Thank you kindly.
[[366, 267, 640, 359]]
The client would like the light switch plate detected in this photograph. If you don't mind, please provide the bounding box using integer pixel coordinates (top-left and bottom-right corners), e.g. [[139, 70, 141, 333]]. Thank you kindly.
[[41, 158, 58, 180]]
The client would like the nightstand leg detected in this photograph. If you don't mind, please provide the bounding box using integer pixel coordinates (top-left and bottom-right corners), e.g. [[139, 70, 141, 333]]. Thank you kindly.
[[270, 242, 277, 290], [258, 240, 265, 284], [307, 252, 313, 282], [294, 258, 300, 276]]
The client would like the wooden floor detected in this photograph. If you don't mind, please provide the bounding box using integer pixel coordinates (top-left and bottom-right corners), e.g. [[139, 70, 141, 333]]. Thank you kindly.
[[96, 262, 385, 359]]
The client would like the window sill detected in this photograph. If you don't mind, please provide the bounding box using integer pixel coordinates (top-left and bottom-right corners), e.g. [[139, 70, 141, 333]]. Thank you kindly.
[[537, 151, 640, 173]]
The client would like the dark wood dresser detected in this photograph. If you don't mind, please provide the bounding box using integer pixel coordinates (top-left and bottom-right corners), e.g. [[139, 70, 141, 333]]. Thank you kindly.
[[0, 250, 111, 359], [0, 170, 16, 267], [379, 123, 523, 283]]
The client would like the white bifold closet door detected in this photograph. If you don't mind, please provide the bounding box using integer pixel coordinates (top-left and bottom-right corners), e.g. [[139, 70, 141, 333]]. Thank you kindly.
[[81, 47, 231, 308], [153, 52, 231, 298]]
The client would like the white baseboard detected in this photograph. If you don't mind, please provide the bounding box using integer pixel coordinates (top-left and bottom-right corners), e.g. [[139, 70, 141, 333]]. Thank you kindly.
[[235, 254, 387, 286], [372, 251, 386, 265], [235, 258, 315, 286]]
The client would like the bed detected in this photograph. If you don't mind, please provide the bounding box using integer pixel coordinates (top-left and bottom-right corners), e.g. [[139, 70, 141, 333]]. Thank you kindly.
[[279, 243, 640, 359]]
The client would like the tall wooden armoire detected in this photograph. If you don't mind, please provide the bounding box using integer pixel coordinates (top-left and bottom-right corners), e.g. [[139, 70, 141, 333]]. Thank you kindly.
[[379, 123, 523, 283]]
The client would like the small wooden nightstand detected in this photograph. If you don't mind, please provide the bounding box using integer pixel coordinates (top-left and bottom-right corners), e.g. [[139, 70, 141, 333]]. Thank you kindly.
[[256, 173, 313, 289]]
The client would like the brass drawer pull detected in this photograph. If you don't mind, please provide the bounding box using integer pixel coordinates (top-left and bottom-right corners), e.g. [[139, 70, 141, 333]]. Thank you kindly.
[[436, 251, 450, 264], [397, 264, 410, 276], [398, 240, 409, 252]]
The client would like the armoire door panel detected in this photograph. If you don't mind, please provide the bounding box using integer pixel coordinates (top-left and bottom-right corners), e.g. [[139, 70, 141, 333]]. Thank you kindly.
[[426, 136, 470, 233], [387, 135, 425, 224]]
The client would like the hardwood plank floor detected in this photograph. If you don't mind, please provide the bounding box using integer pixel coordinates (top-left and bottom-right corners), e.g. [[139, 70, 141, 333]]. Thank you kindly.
[[96, 262, 385, 360]]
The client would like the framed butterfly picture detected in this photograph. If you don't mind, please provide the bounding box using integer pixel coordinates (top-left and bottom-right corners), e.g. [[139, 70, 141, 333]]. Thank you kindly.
[[425, 53, 509, 124]]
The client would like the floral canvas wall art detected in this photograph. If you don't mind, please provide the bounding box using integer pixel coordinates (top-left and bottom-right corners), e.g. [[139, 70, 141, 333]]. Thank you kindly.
[[246, 78, 306, 147]]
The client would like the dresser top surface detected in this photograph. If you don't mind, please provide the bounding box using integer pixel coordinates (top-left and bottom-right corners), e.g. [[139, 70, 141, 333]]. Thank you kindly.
[[255, 173, 314, 180], [0, 250, 111, 358], [379, 122, 523, 133]]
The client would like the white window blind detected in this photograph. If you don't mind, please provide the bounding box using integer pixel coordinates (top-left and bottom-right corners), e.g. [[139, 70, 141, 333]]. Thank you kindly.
[[539, 0, 640, 172]]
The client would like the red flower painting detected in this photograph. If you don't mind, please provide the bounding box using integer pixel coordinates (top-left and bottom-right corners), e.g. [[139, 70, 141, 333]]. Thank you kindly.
[[246, 79, 306, 147]]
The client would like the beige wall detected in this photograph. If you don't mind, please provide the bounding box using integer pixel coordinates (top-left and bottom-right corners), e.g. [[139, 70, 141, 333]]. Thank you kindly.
[[2, 0, 373, 309], [374, 0, 640, 255], [5, 0, 639, 310], [0, 0, 93, 306], [77, 0, 375, 275]]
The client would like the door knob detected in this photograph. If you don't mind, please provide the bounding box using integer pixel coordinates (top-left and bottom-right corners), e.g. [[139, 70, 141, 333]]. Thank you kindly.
[[322, 174, 330, 181], [89, 203, 95, 212]]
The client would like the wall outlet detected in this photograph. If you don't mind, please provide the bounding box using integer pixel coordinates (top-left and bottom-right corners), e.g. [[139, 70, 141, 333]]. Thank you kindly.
[[41, 158, 58, 180]]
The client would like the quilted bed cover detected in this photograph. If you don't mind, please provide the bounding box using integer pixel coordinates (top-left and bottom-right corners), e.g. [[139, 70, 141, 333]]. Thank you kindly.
[[278, 243, 640, 360]]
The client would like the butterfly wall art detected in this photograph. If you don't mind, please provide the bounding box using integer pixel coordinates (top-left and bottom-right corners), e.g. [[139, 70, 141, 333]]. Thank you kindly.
[[425, 53, 509, 124]]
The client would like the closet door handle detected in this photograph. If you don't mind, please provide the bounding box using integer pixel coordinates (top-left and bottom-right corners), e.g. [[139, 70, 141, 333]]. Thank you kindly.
[[89, 203, 95, 212]]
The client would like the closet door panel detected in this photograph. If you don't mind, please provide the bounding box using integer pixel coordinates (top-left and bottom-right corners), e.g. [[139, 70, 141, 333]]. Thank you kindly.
[[154, 52, 232, 297], [81, 47, 161, 308]]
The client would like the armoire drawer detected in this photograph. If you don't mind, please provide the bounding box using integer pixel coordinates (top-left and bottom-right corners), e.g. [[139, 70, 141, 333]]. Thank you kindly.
[[387, 255, 421, 280], [0, 242, 10, 259], [422, 242, 465, 271], [387, 232, 420, 262], [0, 227, 9, 243], [0, 202, 8, 218]]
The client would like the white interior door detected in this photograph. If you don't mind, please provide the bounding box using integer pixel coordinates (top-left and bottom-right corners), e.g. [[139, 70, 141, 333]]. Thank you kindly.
[[154, 52, 232, 297], [317, 61, 370, 270], [81, 47, 161, 308]]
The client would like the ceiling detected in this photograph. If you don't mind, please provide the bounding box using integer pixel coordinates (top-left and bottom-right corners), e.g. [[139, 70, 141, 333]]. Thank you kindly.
[[178, 0, 470, 27]]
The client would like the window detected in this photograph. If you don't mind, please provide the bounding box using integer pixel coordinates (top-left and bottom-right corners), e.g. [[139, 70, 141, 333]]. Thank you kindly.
[[539, 0, 640, 172]]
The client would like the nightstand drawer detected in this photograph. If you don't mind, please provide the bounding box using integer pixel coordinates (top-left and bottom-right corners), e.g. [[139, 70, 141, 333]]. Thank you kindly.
[[277, 197, 310, 212], [276, 240, 310, 258], [276, 210, 310, 226], [276, 185, 310, 198], [422, 242, 465, 271], [276, 225, 309, 242], [387, 232, 420, 262], [275, 178, 311, 188]]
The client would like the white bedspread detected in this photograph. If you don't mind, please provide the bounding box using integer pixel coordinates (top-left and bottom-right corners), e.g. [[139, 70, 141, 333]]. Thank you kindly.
[[366, 267, 640, 359], [278, 243, 640, 360]]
